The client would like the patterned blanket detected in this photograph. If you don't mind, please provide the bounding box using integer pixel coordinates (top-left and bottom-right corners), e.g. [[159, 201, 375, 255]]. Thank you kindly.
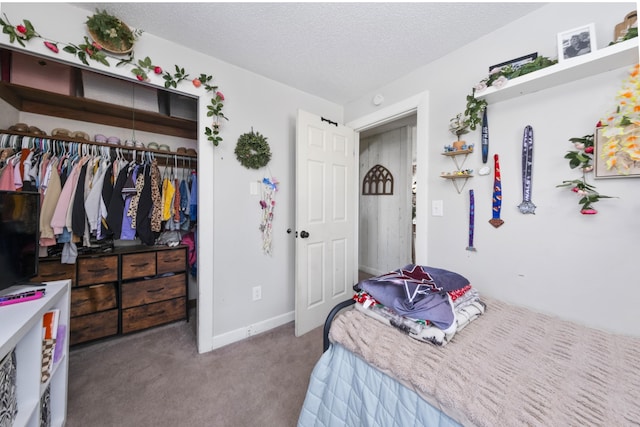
[[329, 296, 640, 427]]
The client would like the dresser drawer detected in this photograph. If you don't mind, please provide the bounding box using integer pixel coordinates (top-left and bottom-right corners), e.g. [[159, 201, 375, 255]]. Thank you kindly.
[[71, 284, 117, 317], [34, 261, 76, 286], [121, 297, 186, 333], [70, 309, 118, 345], [157, 248, 186, 275], [77, 256, 118, 285], [121, 273, 186, 309], [122, 252, 156, 280]]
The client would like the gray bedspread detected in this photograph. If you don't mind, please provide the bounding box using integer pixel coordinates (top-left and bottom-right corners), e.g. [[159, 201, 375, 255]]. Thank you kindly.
[[329, 296, 640, 427]]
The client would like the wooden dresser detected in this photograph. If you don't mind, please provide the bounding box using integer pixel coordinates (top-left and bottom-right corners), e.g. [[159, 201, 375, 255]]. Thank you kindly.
[[33, 245, 189, 346]]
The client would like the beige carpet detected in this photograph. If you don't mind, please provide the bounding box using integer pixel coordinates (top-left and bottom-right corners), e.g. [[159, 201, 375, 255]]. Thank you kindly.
[[67, 317, 323, 427]]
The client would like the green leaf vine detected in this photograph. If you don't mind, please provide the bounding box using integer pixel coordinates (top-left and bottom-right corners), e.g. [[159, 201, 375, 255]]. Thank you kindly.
[[0, 12, 228, 147]]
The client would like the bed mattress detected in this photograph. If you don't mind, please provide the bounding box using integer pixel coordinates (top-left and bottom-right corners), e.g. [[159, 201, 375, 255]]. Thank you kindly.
[[302, 296, 640, 426]]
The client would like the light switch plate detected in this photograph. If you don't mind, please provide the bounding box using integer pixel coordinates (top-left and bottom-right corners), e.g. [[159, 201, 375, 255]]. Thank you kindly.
[[432, 200, 444, 216]]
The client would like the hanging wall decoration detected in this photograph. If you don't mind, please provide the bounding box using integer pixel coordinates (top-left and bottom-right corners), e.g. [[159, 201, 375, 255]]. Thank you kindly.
[[557, 129, 615, 214], [466, 189, 476, 251], [259, 177, 279, 255], [489, 154, 504, 228], [518, 125, 536, 214], [235, 129, 272, 170], [85, 9, 139, 54]]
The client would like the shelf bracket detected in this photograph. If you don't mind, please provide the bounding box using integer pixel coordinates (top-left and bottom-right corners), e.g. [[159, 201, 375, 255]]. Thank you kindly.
[[450, 153, 470, 170], [450, 177, 471, 194]]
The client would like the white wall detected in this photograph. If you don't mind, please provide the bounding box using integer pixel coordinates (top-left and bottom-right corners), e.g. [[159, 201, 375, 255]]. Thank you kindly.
[[0, 2, 343, 352], [346, 2, 640, 336]]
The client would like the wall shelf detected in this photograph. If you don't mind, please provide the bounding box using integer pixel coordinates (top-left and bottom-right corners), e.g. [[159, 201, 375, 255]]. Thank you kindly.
[[440, 173, 473, 194], [441, 148, 474, 193], [441, 148, 473, 170], [477, 38, 639, 104]]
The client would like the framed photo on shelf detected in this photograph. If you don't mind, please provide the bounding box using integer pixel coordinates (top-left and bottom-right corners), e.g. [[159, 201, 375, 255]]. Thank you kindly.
[[594, 127, 640, 179], [489, 52, 538, 72], [557, 23, 596, 61]]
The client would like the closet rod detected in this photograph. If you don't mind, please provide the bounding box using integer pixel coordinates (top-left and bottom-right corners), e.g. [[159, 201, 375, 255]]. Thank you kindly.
[[0, 129, 198, 165]]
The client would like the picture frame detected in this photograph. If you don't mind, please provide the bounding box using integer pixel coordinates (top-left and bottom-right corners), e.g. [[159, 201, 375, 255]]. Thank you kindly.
[[594, 127, 640, 178], [488, 52, 538, 72], [557, 23, 597, 61]]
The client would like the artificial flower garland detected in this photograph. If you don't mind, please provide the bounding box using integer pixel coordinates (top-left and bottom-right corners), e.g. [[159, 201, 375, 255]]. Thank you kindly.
[[235, 129, 272, 170], [463, 56, 559, 131], [0, 12, 227, 146], [598, 63, 640, 174]]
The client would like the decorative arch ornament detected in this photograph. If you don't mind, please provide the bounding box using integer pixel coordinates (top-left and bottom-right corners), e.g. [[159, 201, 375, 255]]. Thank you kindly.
[[362, 164, 394, 195]]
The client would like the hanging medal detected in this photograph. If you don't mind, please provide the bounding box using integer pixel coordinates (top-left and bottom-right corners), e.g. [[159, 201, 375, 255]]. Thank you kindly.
[[466, 189, 476, 251], [489, 154, 504, 228], [517, 125, 536, 214], [478, 109, 491, 176]]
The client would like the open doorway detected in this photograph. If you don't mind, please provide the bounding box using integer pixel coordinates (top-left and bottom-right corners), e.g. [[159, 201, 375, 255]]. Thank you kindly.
[[358, 113, 417, 278]]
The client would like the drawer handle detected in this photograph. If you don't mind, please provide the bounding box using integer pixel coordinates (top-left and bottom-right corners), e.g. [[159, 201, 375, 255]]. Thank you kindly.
[[88, 267, 109, 273], [75, 298, 90, 304], [130, 262, 150, 268], [163, 257, 180, 262], [147, 310, 165, 317], [147, 287, 165, 293]]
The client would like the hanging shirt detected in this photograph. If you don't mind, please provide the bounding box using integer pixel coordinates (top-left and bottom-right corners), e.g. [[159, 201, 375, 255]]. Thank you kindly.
[[161, 177, 176, 221], [189, 171, 197, 221], [39, 158, 61, 245], [120, 165, 139, 240]]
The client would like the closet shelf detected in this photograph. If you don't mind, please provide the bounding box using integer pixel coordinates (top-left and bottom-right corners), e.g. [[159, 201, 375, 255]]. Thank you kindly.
[[477, 38, 639, 104], [0, 81, 197, 140]]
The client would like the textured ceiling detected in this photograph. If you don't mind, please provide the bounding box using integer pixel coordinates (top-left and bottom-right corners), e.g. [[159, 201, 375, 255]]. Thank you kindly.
[[73, 2, 546, 105]]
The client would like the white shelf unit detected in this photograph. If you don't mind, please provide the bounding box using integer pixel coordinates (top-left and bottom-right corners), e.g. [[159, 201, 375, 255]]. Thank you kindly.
[[477, 38, 639, 104], [0, 280, 71, 427]]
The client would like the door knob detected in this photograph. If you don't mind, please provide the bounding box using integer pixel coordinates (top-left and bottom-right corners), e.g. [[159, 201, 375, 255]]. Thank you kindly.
[[300, 230, 310, 238]]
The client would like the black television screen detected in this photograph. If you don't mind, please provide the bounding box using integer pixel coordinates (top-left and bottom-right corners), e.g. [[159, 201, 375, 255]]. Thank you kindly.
[[0, 190, 40, 291]]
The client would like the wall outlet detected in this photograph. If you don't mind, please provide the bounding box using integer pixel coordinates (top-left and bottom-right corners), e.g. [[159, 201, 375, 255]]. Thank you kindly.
[[252, 286, 262, 301]]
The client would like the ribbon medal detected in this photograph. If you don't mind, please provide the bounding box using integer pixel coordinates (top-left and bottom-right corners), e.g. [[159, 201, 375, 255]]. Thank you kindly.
[[518, 125, 536, 214], [489, 154, 504, 228]]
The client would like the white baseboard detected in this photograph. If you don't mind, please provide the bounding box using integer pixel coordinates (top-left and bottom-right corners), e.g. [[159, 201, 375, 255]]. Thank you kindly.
[[211, 311, 295, 350]]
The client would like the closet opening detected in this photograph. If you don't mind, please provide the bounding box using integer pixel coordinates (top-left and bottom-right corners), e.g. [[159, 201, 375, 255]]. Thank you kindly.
[[0, 47, 201, 348]]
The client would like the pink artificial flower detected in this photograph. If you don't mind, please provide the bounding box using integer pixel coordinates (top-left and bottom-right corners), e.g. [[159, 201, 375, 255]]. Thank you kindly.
[[489, 66, 503, 75], [192, 78, 201, 88], [44, 41, 59, 53], [474, 81, 488, 93], [574, 142, 585, 150], [216, 91, 225, 101], [571, 187, 579, 193], [580, 208, 598, 215], [136, 74, 145, 81], [584, 146, 594, 154], [153, 66, 163, 74], [92, 41, 103, 51], [16, 25, 27, 35], [492, 76, 509, 89]]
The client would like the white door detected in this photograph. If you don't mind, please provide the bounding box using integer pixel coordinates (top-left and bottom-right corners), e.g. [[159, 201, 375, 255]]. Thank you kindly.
[[295, 109, 357, 337]]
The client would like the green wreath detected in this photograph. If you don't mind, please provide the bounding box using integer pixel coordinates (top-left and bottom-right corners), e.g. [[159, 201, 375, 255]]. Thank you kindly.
[[235, 130, 271, 169]]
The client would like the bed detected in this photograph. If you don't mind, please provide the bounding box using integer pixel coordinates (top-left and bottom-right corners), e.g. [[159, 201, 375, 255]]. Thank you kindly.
[[298, 265, 640, 427]]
